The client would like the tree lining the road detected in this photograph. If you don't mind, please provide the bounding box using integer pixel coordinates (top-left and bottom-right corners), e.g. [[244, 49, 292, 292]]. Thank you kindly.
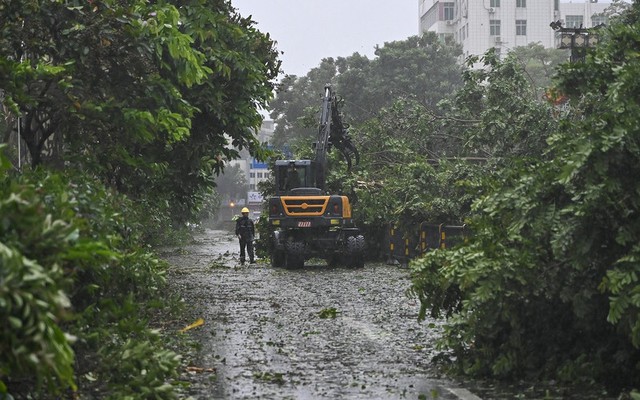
[[267, 33, 464, 150], [0, 0, 280, 398], [410, 3, 640, 395], [0, 0, 280, 228]]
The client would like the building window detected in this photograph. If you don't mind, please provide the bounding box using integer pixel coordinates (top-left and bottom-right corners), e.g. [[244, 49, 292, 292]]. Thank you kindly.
[[249, 172, 255, 178], [516, 0, 526, 7], [592, 14, 607, 26], [257, 172, 263, 179], [490, 0, 500, 7], [444, 2, 454, 20], [490, 20, 501, 36], [516, 20, 527, 35], [565, 15, 584, 29], [437, 33, 453, 42], [554, 0, 559, 11]]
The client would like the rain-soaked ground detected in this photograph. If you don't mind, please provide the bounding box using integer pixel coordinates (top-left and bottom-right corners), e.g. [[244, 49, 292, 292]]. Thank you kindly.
[[163, 228, 474, 400], [162, 228, 618, 400]]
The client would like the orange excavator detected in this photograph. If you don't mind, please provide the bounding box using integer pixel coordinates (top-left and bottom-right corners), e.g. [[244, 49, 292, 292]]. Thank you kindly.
[[267, 85, 364, 268]]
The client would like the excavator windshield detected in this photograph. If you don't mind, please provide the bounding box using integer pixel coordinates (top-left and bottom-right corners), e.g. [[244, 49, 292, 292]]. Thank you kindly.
[[275, 160, 316, 195]]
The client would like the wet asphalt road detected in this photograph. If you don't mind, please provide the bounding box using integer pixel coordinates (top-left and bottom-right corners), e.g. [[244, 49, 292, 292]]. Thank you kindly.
[[164, 229, 470, 400]]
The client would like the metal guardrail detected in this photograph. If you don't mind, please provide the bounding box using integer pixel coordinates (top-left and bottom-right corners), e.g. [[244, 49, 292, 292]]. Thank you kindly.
[[385, 225, 418, 265], [385, 222, 470, 265]]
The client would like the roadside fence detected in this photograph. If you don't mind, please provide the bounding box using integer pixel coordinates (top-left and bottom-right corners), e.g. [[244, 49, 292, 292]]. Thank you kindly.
[[385, 223, 470, 265]]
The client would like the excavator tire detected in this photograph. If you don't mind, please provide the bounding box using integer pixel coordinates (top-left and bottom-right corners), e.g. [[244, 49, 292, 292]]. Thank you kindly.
[[345, 235, 365, 268], [284, 240, 305, 269]]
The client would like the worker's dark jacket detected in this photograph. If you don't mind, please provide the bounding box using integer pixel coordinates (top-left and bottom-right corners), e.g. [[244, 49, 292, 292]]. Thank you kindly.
[[235, 215, 255, 240]]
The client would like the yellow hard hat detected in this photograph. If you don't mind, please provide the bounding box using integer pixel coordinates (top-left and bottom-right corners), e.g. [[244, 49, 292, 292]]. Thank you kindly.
[[241, 207, 250, 213]]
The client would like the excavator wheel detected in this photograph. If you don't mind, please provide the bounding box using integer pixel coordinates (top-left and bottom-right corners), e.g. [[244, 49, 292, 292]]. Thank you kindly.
[[284, 240, 305, 269], [345, 235, 365, 268]]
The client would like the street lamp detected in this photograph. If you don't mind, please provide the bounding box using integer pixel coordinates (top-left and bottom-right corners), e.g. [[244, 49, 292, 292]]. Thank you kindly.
[[229, 201, 235, 220], [550, 21, 601, 63]]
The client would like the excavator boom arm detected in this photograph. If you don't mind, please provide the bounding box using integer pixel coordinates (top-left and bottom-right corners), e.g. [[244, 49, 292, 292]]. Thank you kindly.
[[315, 85, 360, 190]]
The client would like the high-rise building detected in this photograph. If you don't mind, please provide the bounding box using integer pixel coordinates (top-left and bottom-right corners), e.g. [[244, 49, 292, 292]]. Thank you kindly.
[[419, 0, 610, 59]]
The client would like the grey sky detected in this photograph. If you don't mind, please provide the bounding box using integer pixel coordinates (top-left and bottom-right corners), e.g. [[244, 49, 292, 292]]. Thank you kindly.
[[230, 0, 418, 78], [229, 0, 617, 79]]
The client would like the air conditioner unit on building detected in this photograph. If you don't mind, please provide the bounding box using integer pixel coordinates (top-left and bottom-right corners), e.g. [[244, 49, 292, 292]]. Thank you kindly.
[[494, 36, 501, 43], [488, 7, 495, 13], [446, 20, 454, 25]]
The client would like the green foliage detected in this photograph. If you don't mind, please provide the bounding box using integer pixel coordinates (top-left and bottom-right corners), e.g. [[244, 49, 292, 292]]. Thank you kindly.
[[269, 33, 462, 150], [0, 160, 78, 394], [0, 245, 75, 394], [0, 0, 280, 228], [0, 149, 182, 398], [508, 43, 569, 95], [342, 34, 463, 122], [0, 0, 282, 397], [99, 330, 181, 400], [352, 157, 479, 244], [214, 163, 249, 204], [318, 307, 339, 319], [443, 49, 556, 161], [551, 1, 640, 355], [410, 4, 640, 392], [269, 59, 338, 148], [345, 46, 557, 258], [412, 162, 600, 380], [253, 371, 285, 385]]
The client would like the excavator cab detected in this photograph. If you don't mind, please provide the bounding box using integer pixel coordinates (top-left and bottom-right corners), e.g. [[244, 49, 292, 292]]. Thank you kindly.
[[274, 160, 319, 195]]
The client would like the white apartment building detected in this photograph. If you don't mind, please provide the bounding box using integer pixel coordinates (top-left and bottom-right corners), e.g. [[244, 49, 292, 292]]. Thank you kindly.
[[226, 119, 275, 209], [419, 0, 610, 59]]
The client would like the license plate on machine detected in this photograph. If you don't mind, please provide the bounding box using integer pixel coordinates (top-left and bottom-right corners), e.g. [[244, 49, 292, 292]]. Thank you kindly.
[[297, 221, 311, 228]]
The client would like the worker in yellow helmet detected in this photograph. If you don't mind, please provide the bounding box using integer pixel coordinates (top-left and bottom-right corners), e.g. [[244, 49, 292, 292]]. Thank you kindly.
[[235, 207, 255, 264]]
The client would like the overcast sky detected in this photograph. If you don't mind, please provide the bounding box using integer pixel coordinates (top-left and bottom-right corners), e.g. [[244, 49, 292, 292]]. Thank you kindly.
[[230, 0, 418, 78], [229, 0, 616, 79]]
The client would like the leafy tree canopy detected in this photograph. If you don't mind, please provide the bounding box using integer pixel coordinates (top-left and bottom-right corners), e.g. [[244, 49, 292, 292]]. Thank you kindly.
[[348, 48, 556, 254], [508, 43, 569, 96], [268, 33, 463, 150], [410, 2, 640, 392], [0, 0, 280, 224]]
